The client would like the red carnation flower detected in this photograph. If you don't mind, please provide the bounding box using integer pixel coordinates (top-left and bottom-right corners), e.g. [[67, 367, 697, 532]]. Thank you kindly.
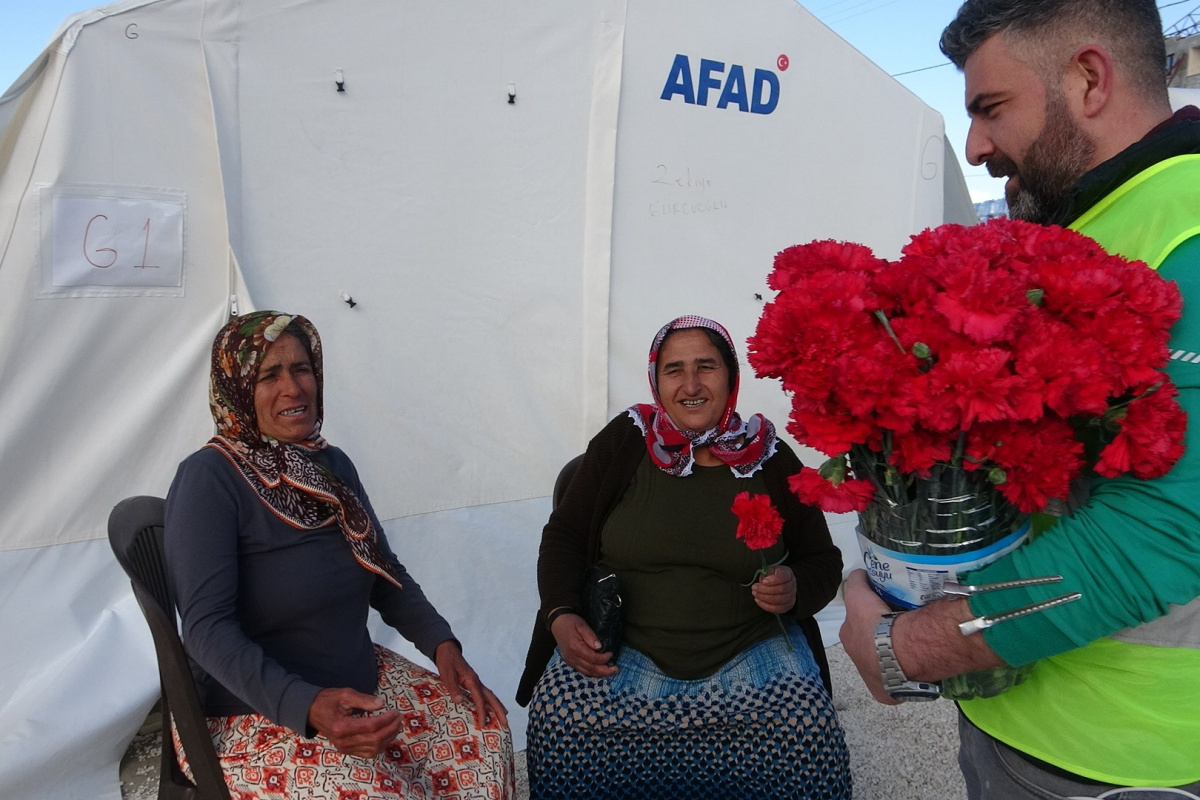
[[768, 240, 888, 292], [890, 427, 954, 475], [926, 348, 1041, 428], [1012, 314, 1117, 417], [786, 410, 875, 458], [1095, 382, 1187, 480], [788, 467, 875, 514], [964, 418, 1084, 513], [731, 492, 785, 550], [752, 217, 1186, 516]]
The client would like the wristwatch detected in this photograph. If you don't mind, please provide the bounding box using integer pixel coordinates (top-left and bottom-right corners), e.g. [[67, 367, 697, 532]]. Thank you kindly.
[[875, 612, 941, 702]]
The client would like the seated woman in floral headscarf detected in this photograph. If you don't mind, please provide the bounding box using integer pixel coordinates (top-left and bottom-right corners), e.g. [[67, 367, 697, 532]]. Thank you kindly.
[[165, 311, 513, 799], [517, 315, 851, 799]]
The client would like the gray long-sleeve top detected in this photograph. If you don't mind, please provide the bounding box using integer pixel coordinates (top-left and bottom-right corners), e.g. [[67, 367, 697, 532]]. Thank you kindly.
[[164, 445, 455, 734]]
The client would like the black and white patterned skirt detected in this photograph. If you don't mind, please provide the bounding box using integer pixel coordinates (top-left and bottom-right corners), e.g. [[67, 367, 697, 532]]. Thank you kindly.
[[526, 624, 851, 799]]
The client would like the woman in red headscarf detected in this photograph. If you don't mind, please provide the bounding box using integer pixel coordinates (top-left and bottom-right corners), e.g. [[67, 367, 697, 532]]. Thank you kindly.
[[517, 315, 850, 799], [165, 311, 513, 799]]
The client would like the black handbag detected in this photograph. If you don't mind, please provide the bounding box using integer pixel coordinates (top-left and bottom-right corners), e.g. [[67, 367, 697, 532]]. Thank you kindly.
[[581, 564, 623, 662]]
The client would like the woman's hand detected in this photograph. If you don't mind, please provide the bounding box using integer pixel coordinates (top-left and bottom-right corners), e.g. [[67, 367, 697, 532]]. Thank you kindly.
[[434, 640, 509, 730], [307, 687, 402, 758], [550, 612, 619, 678], [752, 565, 796, 614]]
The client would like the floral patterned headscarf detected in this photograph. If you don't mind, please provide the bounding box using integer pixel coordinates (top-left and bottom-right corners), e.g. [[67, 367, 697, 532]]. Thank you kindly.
[[627, 315, 777, 477], [205, 311, 400, 587]]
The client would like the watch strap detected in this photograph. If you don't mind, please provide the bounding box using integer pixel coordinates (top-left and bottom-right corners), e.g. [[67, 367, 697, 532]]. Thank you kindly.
[[875, 611, 941, 702]]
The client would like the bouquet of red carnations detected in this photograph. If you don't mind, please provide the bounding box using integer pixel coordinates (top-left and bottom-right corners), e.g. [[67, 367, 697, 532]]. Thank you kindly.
[[750, 218, 1186, 519], [750, 218, 1187, 699]]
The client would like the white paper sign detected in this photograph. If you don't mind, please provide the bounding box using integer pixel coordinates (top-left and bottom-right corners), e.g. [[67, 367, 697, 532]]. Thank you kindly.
[[40, 186, 185, 296]]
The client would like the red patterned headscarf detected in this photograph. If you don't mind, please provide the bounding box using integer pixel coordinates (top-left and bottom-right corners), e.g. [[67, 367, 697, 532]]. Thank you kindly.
[[205, 311, 401, 588], [627, 315, 777, 477]]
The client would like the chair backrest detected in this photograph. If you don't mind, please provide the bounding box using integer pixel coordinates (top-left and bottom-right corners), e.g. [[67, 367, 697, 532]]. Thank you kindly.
[[552, 454, 585, 510], [108, 496, 230, 800]]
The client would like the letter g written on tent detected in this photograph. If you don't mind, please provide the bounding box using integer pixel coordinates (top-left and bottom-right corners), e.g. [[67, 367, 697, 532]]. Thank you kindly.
[[659, 53, 782, 115]]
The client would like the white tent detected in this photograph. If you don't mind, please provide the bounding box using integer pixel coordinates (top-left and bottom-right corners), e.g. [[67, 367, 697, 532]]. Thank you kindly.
[[0, 0, 973, 797]]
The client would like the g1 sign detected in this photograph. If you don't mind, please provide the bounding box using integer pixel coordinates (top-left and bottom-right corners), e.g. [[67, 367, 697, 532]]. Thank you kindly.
[[39, 185, 186, 297]]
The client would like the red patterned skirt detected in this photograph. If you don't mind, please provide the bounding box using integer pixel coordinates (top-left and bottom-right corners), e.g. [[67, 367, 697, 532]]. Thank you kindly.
[[176, 645, 514, 799]]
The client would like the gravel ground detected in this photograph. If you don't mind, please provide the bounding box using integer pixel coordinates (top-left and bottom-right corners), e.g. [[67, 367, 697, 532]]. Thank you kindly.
[[120, 644, 964, 799], [827, 643, 965, 799]]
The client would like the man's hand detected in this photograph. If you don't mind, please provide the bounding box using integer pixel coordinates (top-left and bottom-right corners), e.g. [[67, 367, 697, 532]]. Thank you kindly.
[[839, 569, 902, 705], [550, 612, 619, 678], [840, 569, 1009, 705], [307, 687, 402, 758], [752, 565, 796, 614], [434, 640, 509, 730]]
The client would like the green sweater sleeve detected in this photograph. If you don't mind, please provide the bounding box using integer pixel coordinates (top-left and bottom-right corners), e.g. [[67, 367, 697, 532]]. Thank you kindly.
[[965, 235, 1200, 666]]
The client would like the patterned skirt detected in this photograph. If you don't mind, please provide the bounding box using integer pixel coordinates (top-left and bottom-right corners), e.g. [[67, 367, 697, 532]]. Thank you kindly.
[[176, 645, 514, 799], [525, 625, 851, 799]]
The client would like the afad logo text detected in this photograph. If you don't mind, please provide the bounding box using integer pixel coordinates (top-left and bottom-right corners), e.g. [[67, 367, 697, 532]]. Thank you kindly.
[[659, 53, 788, 115]]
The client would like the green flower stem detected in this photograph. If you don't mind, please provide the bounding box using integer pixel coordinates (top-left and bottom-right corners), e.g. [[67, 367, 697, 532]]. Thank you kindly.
[[773, 611, 793, 652], [758, 552, 794, 652], [852, 441, 904, 507], [740, 551, 790, 585], [739, 553, 795, 651], [874, 310, 907, 355], [952, 430, 967, 467]]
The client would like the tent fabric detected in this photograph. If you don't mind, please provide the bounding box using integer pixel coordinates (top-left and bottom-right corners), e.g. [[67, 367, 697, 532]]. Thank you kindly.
[[0, 1, 972, 797], [0, 540, 158, 800]]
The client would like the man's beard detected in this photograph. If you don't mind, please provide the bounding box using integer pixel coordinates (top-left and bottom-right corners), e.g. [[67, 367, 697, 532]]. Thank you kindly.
[[989, 90, 1095, 224]]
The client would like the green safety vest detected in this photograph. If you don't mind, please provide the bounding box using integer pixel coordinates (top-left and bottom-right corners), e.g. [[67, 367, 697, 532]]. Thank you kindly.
[[959, 154, 1200, 787]]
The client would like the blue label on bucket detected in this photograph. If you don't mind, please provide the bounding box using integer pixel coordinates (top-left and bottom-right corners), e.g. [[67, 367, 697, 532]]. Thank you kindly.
[[857, 520, 1031, 609]]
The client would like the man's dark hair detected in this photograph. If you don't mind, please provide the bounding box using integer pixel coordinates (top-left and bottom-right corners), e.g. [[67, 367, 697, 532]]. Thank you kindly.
[[940, 0, 1167, 98]]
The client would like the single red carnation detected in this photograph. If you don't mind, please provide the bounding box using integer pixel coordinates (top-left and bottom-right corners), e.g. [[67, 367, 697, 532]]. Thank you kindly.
[[1117, 255, 1183, 322], [1035, 259, 1126, 318], [768, 240, 888, 292], [832, 339, 923, 434], [929, 247, 1034, 345], [788, 467, 875, 514], [910, 371, 966, 433], [731, 492, 785, 550], [1012, 314, 1118, 417], [900, 222, 973, 261], [786, 410, 875, 457], [1094, 381, 1188, 480], [890, 427, 954, 475], [1069, 307, 1170, 388], [926, 348, 1042, 428], [888, 314, 970, 366], [965, 418, 1084, 512], [748, 291, 877, 397], [874, 256, 940, 313]]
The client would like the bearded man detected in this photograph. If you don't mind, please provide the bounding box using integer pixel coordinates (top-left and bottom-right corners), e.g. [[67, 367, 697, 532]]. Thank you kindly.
[[840, 1, 1200, 797]]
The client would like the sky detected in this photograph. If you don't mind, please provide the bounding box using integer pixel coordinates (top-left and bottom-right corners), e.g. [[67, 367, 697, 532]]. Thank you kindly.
[[807, 0, 1200, 201], [0, 0, 88, 86], [805, 0, 1007, 202], [1, 0, 1197, 203]]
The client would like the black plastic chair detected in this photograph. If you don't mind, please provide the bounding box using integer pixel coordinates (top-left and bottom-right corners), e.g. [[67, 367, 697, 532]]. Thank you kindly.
[[108, 496, 230, 800], [552, 454, 585, 509]]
